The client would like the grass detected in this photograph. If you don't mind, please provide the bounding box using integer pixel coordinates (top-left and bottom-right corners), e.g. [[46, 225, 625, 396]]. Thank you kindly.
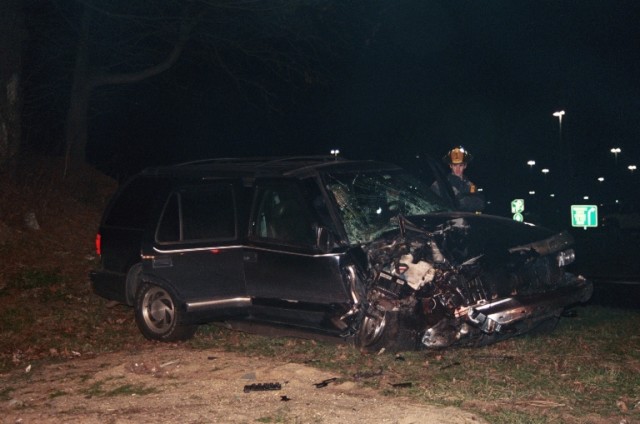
[[82, 379, 159, 398], [189, 305, 640, 423], [1, 268, 638, 423]]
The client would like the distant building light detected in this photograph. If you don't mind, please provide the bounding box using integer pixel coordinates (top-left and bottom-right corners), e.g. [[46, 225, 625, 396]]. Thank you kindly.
[[477, 187, 483, 192]]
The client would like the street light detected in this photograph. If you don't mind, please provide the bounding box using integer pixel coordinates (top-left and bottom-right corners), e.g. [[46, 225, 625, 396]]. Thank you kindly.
[[330, 149, 340, 158], [541, 168, 549, 175], [629, 165, 637, 172], [553, 110, 565, 125], [553, 110, 570, 176], [527, 160, 536, 169], [553, 110, 565, 142], [597, 177, 604, 182], [610, 147, 621, 163]]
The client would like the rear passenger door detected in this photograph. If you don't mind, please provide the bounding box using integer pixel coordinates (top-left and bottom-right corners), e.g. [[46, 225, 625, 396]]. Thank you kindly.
[[149, 182, 247, 309]]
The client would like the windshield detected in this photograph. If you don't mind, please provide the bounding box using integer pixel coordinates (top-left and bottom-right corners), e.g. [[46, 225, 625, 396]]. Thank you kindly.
[[323, 169, 450, 244]]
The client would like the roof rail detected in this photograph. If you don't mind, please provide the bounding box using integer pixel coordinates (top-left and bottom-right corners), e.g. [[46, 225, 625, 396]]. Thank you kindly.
[[172, 156, 343, 167]]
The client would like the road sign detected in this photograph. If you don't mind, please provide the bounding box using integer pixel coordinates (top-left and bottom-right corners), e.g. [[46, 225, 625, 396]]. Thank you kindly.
[[511, 199, 525, 214], [571, 205, 598, 228]]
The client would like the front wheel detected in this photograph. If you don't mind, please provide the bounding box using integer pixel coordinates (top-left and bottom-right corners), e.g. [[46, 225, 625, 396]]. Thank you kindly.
[[355, 305, 407, 352], [134, 282, 197, 342]]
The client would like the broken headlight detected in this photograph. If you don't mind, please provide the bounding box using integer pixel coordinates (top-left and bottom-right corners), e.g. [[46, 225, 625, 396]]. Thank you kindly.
[[556, 249, 575, 267]]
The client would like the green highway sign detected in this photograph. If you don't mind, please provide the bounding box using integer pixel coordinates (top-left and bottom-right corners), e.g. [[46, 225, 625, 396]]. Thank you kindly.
[[511, 199, 525, 214], [571, 205, 598, 228]]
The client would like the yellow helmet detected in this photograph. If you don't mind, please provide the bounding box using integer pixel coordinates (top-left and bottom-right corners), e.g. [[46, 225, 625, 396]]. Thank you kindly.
[[444, 146, 473, 164]]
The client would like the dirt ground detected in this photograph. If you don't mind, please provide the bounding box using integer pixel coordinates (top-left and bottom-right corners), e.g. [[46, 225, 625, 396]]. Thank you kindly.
[[1, 345, 486, 424]]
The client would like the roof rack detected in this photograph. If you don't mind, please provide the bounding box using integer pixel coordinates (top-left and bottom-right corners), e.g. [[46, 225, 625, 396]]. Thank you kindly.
[[172, 156, 343, 167]]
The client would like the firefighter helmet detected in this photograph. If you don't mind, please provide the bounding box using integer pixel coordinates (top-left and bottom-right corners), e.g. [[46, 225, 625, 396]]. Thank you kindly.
[[443, 146, 473, 164]]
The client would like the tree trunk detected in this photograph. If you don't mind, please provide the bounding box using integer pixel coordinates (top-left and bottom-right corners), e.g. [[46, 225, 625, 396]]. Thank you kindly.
[[0, 0, 25, 171], [63, 5, 193, 175], [63, 14, 92, 176]]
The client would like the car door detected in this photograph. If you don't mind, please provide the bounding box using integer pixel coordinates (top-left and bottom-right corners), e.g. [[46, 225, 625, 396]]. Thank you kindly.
[[243, 179, 350, 325], [149, 182, 248, 312]]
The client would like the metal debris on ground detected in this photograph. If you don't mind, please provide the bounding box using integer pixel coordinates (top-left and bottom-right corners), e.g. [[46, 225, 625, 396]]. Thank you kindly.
[[243, 382, 282, 393], [313, 377, 337, 388], [389, 382, 412, 388]]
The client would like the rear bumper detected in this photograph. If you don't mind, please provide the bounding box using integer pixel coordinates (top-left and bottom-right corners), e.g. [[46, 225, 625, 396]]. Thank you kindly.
[[89, 270, 128, 305]]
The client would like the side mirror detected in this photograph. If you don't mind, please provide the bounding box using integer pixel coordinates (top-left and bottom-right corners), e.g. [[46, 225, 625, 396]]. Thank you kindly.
[[315, 226, 335, 253]]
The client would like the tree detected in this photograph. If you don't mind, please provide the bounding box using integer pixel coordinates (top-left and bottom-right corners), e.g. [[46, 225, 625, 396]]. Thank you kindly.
[[0, 0, 26, 170], [54, 0, 366, 174]]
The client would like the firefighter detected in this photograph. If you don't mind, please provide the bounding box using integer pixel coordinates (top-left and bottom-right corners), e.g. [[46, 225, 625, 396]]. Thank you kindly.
[[432, 146, 485, 212]]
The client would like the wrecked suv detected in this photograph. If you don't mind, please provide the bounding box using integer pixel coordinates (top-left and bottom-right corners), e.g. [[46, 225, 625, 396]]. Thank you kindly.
[[90, 157, 592, 350]]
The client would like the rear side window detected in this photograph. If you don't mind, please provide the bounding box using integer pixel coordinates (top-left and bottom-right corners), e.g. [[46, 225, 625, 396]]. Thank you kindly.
[[104, 176, 163, 229], [156, 184, 237, 243]]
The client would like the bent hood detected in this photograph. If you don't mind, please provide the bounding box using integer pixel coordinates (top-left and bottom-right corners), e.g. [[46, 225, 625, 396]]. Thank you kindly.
[[403, 212, 573, 265]]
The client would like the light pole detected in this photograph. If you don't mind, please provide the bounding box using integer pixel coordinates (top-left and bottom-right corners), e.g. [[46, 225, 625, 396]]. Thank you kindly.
[[552, 110, 565, 129], [527, 160, 536, 170], [553, 110, 569, 176], [610, 147, 621, 163], [629, 165, 637, 172]]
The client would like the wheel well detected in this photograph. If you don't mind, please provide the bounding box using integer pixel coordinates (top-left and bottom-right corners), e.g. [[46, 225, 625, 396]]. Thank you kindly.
[[125, 263, 143, 306]]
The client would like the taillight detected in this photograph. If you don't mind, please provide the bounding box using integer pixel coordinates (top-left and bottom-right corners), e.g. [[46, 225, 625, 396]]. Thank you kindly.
[[95, 233, 101, 256]]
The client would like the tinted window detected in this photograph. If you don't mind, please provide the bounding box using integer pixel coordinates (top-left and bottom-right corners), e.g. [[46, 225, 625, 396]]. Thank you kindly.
[[104, 176, 164, 229], [156, 194, 180, 242], [156, 184, 237, 243]]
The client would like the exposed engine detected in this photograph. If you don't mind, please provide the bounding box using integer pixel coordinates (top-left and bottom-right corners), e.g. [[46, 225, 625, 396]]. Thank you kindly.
[[358, 217, 591, 350]]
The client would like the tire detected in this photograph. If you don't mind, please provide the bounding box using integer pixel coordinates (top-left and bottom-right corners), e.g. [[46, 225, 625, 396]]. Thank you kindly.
[[355, 306, 415, 353], [134, 282, 197, 342]]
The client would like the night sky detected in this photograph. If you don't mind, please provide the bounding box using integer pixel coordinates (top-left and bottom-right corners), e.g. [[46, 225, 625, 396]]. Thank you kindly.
[[23, 1, 640, 216]]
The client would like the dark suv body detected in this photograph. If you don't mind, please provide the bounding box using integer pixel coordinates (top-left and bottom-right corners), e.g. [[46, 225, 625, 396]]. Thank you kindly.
[[90, 157, 592, 350]]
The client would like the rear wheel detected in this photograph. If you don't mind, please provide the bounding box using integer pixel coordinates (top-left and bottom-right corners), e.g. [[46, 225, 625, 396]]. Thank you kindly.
[[134, 282, 197, 342]]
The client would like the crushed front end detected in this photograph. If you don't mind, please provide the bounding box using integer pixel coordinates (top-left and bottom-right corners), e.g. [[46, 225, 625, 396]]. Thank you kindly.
[[361, 215, 593, 350]]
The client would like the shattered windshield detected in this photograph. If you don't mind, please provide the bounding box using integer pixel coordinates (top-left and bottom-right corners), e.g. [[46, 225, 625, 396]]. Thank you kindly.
[[323, 169, 450, 244]]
